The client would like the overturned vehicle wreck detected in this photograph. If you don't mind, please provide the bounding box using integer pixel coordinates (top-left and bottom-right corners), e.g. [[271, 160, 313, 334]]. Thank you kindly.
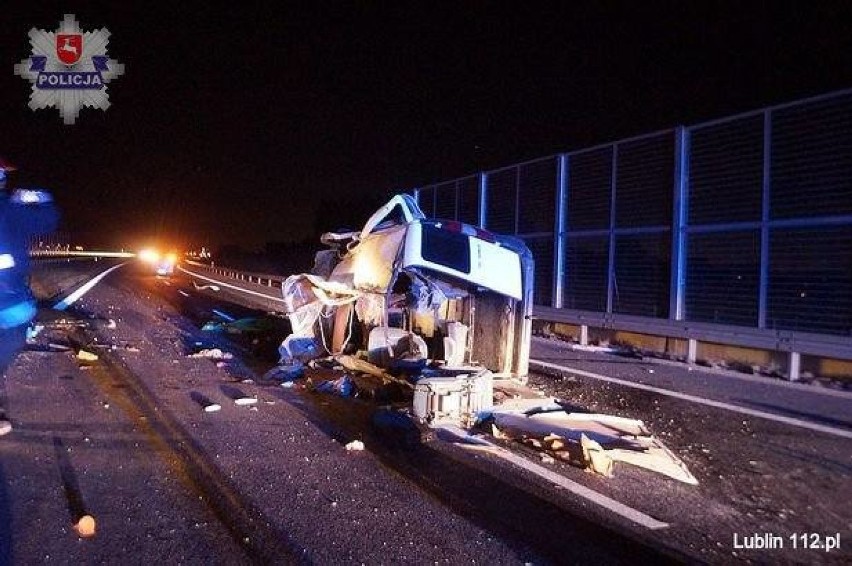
[[277, 194, 697, 485], [280, 194, 534, 425]]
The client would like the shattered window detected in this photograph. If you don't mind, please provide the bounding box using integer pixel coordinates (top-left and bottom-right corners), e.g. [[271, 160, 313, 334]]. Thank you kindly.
[[422, 226, 471, 274]]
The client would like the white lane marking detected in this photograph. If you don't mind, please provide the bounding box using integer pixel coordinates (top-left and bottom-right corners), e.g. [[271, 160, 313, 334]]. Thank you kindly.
[[440, 426, 668, 530], [178, 266, 286, 303], [212, 308, 236, 322], [53, 263, 127, 311], [531, 359, 852, 440]]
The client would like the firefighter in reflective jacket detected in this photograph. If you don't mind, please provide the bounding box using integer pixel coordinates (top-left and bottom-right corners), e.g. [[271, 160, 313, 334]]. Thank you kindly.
[[0, 164, 58, 436]]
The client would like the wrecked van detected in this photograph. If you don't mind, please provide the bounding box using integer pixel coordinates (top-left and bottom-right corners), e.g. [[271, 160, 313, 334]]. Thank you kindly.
[[277, 196, 699, 486], [280, 194, 534, 423]]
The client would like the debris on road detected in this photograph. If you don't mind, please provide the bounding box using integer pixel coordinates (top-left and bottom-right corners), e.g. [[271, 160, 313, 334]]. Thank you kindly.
[[279, 335, 322, 364], [334, 355, 408, 387], [74, 515, 96, 538], [26, 324, 44, 342], [234, 397, 258, 406], [485, 401, 698, 484], [192, 282, 220, 292], [191, 391, 222, 412], [106, 319, 117, 329], [188, 348, 234, 360], [345, 440, 365, 451], [202, 317, 278, 335], [315, 374, 355, 397], [263, 361, 305, 382], [412, 368, 493, 427], [76, 349, 99, 362]]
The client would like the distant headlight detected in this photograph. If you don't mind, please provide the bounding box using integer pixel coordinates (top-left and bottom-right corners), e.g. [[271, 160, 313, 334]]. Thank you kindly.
[[139, 249, 160, 263], [0, 253, 15, 270]]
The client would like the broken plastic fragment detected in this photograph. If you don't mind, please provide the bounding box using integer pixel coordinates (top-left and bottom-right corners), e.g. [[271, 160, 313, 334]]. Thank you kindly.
[[76, 350, 98, 362], [234, 397, 258, 406], [204, 404, 222, 413], [345, 440, 365, 451], [264, 361, 305, 382], [26, 324, 44, 342], [315, 374, 354, 397], [189, 348, 233, 360], [75, 515, 96, 538], [581, 433, 614, 477]]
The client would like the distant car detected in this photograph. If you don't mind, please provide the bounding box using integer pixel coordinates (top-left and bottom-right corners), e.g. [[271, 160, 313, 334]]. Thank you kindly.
[[155, 254, 177, 276], [138, 248, 178, 276]]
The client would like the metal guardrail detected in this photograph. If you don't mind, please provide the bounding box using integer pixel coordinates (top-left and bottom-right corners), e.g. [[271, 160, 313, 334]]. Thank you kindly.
[[184, 260, 285, 289], [182, 261, 850, 380], [535, 305, 852, 368], [30, 249, 135, 258]]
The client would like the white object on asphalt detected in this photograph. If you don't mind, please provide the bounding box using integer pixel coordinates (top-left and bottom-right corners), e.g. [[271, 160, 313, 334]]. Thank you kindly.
[[345, 440, 365, 451], [234, 397, 257, 406], [204, 404, 222, 413], [189, 348, 233, 360]]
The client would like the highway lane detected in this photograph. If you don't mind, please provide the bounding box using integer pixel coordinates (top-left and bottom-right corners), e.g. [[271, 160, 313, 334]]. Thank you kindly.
[[168, 261, 852, 564], [0, 259, 684, 564], [6, 258, 849, 564]]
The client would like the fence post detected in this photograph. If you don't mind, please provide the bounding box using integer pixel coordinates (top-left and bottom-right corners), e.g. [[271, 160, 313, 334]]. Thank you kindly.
[[606, 145, 618, 314], [553, 154, 568, 308], [670, 126, 690, 321], [479, 172, 488, 228], [758, 110, 772, 329]]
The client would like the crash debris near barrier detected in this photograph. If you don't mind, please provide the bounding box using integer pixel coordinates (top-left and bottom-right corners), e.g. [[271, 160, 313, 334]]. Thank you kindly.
[[482, 398, 698, 484]]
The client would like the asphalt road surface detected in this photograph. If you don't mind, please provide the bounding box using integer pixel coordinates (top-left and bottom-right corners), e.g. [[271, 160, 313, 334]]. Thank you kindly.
[[0, 258, 848, 564]]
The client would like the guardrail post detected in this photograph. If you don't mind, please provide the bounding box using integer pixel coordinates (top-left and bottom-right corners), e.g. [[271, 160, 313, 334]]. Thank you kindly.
[[580, 324, 589, 346], [788, 351, 801, 381], [687, 338, 698, 364]]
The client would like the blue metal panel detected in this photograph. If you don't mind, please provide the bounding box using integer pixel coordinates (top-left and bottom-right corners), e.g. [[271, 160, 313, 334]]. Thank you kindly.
[[770, 91, 852, 219], [615, 131, 675, 228], [768, 225, 852, 335], [567, 146, 613, 230], [564, 235, 609, 312], [689, 114, 763, 224], [457, 176, 480, 225], [517, 157, 558, 235], [686, 230, 760, 327], [434, 181, 457, 220], [484, 167, 516, 233], [522, 235, 554, 306], [613, 233, 671, 318]]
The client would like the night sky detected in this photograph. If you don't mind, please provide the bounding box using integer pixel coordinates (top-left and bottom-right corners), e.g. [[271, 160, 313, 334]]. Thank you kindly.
[[2, 3, 851, 250]]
